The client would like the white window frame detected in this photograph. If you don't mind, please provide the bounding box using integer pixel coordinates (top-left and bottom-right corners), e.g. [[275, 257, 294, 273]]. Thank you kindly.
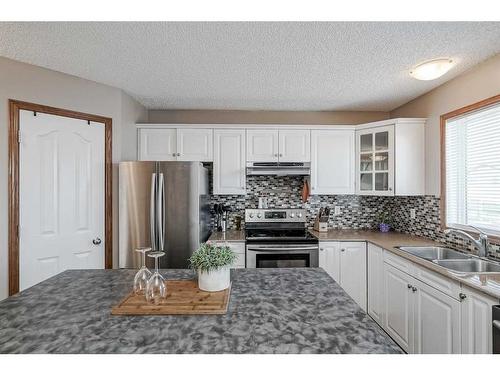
[[441, 95, 500, 238]]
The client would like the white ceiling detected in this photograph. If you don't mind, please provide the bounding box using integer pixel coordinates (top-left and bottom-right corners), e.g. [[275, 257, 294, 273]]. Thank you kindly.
[[0, 22, 499, 111]]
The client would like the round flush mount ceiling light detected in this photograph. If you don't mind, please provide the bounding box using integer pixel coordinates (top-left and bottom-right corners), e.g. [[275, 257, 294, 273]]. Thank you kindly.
[[409, 58, 455, 81]]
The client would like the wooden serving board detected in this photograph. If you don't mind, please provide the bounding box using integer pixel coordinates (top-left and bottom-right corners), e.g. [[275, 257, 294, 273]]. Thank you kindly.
[[111, 279, 231, 316]]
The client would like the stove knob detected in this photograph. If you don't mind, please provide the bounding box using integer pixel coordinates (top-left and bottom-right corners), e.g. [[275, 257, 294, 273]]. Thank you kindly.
[[289, 213, 295, 218], [297, 212, 303, 218], [249, 213, 254, 218], [257, 213, 262, 218]]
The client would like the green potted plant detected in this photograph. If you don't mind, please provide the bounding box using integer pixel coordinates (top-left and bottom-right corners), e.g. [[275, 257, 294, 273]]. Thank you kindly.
[[376, 211, 392, 233], [189, 242, 236, 292]]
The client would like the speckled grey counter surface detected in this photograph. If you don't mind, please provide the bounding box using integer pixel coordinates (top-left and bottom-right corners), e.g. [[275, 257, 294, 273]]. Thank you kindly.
[[0, 268, 402, 354]]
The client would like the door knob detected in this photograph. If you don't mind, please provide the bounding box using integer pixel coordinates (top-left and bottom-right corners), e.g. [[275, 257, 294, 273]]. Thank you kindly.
[[92, 238, 102, 245]]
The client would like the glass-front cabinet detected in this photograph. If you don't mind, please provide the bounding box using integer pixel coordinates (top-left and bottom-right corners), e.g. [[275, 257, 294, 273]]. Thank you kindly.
[[356, 125, 394, 195]]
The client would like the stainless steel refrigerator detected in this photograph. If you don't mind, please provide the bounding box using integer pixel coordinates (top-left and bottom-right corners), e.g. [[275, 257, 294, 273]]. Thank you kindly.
[[119, 161, 210, 269]]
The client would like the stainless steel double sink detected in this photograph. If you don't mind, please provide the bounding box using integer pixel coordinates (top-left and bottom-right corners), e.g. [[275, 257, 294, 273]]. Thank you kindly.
[[396, 246, 500, 275]]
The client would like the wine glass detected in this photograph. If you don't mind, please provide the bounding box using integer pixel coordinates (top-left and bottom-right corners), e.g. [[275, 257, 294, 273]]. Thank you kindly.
[[133, 247, 152, 295], [146, 251, 167, 305]]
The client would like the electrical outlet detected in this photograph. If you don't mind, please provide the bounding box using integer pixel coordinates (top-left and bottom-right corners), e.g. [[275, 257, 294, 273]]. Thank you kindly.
[[410, 208, 416, 219], [334, 206, 341, 215]]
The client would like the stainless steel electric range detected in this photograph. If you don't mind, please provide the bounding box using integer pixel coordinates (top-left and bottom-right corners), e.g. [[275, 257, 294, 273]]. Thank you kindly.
[[245, 209, 319, 268]]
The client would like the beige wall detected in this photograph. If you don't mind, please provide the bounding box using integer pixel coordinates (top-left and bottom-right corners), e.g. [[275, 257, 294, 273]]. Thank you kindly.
[[391, 53, 500, 196], [148, 109, 389, 125], [0, 57, 147, 301]]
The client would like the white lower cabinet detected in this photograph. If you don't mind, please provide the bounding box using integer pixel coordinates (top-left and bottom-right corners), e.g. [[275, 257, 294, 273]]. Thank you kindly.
[[461, 285, 498, 354], [413, 278, 461, 354], [383, 262, 414, 353], [367, 243, 384, 326], [319, 241, 366, 311], [211, 241, 245, 269], [318, 242, 340, 282]]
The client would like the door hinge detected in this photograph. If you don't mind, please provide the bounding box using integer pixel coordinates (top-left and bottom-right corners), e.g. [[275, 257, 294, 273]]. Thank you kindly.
[[17, 132, 22, 144]]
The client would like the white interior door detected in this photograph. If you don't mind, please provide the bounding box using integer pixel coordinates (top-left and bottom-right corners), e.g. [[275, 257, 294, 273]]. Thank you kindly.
[[19, 110, 105, 291]]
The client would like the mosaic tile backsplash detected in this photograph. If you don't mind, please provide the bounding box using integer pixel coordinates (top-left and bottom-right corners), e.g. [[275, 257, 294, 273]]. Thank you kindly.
[[206, 168, 500, 259]]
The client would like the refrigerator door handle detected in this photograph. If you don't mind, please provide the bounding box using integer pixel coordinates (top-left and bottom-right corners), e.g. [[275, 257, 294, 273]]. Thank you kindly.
[[150, 173, 157, 250], [157, 173, 165, 251]]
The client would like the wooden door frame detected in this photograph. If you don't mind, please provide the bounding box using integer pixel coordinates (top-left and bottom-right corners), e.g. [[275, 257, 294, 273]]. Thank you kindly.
[[8, 99, 113, 296]]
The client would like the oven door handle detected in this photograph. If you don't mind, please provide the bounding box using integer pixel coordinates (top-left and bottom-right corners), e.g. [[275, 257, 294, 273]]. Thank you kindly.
[[247, 246, 318, 251]]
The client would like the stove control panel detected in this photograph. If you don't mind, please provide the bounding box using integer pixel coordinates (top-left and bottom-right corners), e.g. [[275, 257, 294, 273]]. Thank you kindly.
[[245, 209, 307, 223]]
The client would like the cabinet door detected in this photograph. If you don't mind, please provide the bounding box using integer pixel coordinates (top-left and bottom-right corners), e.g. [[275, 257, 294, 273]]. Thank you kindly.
[[384, 262, 414, 353], [461, 286, 498, 354], [176, 128, 213, 161], [319, 242, 340, 282], [246, 129, 279, 162], [340, 242, 367, 311], [413, 279, 461, 354], [278, 130, 310, 162], [356, 125, 394, 196], [310, 130, 355, 194], [138, 128, 176, 161], [368, 243, 384, 326], [213, 129, 246, 195]]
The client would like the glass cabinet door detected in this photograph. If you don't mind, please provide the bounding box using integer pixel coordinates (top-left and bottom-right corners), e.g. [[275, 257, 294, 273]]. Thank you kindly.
[[357, 125, 394, 195]]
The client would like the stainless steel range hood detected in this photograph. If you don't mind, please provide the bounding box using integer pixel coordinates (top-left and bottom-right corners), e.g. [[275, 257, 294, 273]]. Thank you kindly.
[[246, 162, 311, 176]]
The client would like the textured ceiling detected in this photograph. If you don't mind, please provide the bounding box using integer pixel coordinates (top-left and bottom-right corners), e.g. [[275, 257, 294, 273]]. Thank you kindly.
[[0, 22, 499, 111]]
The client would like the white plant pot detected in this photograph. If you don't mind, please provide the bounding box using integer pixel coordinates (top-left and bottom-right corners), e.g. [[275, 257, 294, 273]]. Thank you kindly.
[[197, 266, 230, 292]]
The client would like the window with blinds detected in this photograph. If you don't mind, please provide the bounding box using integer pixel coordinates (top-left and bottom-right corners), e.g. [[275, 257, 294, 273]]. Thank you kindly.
[[445, 101, 500, 235]]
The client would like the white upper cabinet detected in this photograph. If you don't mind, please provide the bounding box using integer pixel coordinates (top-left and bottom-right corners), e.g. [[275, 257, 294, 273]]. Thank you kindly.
[[138, 128, 213, 161], [246, 129, 279, 161], [176, 128, 213, 161], [278, 129, 311, 162], [356, 119, 425, 196], [246, 129, 310, 162], [139, 128, 177, 161], [311, 130, 355, 194], [356, 125, 395, 196], [213, 129, 246, 195]]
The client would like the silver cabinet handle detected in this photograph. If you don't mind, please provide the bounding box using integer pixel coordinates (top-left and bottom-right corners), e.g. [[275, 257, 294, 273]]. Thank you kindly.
[[279, 153, 283, 157], [150, 173, 157, 250], [177, 153, 181, 156], [274, 153, 278, 157], [92, 238, 101, 245], [320, 248, 324, 251], [407, 284, 412, 289], [172, 153, 176, 157], [389, 187, 393, 191], [459, 293, 467, 300], [341, 248, 345, 252], [157, 173, 165, 251], [412, 286, 417, 292]]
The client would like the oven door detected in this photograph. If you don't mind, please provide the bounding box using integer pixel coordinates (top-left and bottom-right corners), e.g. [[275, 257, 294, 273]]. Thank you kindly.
[[246, 244, 319, 268]]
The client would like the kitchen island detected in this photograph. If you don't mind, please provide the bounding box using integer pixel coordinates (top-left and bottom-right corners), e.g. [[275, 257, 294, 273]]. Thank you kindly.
[[0, 268, 401, 354]]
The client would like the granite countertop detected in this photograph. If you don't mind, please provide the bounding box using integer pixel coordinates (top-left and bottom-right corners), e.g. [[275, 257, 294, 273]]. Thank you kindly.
[[0, 268, 401, 354], [208, 230, 245, 242], [310, 229, 500, 300]]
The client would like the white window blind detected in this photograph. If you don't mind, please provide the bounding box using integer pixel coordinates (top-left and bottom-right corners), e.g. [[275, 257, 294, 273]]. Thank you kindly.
[[445, 101, 500, 235]]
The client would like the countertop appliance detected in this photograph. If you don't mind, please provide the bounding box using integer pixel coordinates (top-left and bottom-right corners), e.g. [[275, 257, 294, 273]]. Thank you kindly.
[[494, 305, 500, 354], [245, 209, 318, 268], [119, 161, 210, 269]]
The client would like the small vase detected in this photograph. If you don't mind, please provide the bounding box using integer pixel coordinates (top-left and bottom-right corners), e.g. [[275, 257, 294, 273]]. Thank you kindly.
[[379, 223, 390, 233], [198, 266, 230, 292]]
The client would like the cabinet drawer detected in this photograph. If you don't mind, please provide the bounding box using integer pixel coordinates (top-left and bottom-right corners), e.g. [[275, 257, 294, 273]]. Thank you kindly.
[[413, 263, 460, 300], [383, 250, 412, 274]]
